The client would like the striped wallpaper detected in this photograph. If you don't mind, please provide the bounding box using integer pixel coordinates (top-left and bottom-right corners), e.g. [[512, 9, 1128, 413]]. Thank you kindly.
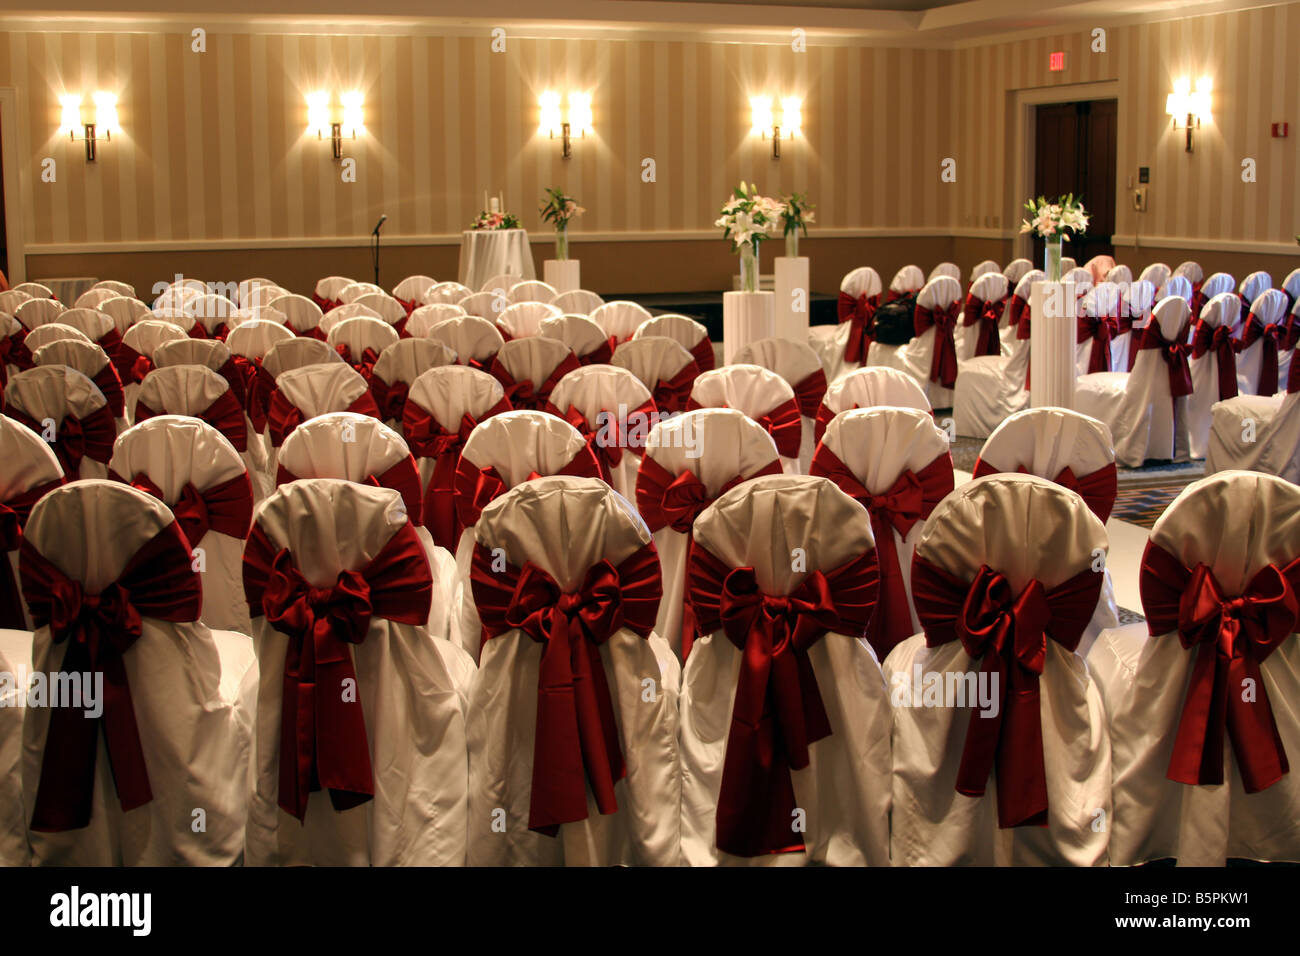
[[2, 5, 1297, 261]]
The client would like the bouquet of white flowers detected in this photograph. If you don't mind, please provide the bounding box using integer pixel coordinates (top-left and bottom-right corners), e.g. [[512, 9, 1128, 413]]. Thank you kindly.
[[716, 181, 783, 253], [1019, 193, 1089, 240], [471, 210, 519, 231]]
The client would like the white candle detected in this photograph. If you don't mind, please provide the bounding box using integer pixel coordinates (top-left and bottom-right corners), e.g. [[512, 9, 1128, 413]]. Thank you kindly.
[[498, 191, 504, 213], [490, 197, 500, 214], [483, 190, 489, 211]]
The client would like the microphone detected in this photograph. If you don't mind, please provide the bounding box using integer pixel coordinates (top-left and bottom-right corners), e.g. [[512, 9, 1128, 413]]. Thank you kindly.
[[372, 214, 388, 236]]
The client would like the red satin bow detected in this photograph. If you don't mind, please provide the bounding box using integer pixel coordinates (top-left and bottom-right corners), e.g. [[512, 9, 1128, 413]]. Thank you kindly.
[[757, 398, 804, 459], [231, 355, 276, 432], [266, 387, 382, 447], [369, 376, 410, 422], [1235, 316, 1281, 396], [970, 459, 1118, 523], [336, 344, 382, 383], [1010, 295, 1032, 341], [564, 399, 656, 483], [94, 327, 137, 383], [810, 445, 954, 658], [1076, 314, 1116, 374], [964, 294, 1006, 357], [689, 336, 716, 374], [652, 361, 700, 415], [454, 445, 602, 531], [487, 353, 581, 414], [791, 368, 828, 419], [686, 542, 879, 856], [89, 362, 126, 418], [123, 471, 253, 545], [837, 292, 879, 364], [21, 520, 202, 831], [914, 302, 960, 388], [1137, 321, 1194, 398], [470, 541, 661, 833], [242, 521, 432, 821], [910, 556, 1102, 828], [1190, 321, 1240, 401], [576, 339, 614, 366], [0, 477, 65, 628], [136, 388, 248, 452], [7, 405, 116, 477], [1140, 543, 1299, 792]]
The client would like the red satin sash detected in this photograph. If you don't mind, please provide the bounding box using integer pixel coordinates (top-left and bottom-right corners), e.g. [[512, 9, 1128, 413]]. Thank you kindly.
[[0, 477, 65, 628], [487, 352, 581, 414], [1140, 543, 1299, 792], [470, 541, 661, 833], [1076, 314, 1116, 374], [403, 395, 511, 550], [336, 343, 382, 383], [454, 444, 602, 531], [21, 520, 202, 831], [232, 355, 276, 432], [136, 388, 249, 452], [837, 291, 879, 364], [563, 398, 657, 484], [913, 301, 960, 388], [686, 542, 879, 856], [89, 361, 126, 418], [577, 339, 613, 366], [1190, 321, 1239, 401], [963, 294, 1006, 358], [810, 445, 954, 658], [277, 455, 424, 526], [688, 335, 716, 374], [1137, 321, 1194, 398], [7, 404, 116, 476], [910, 556, 1102, 828], [652, 360, 700, 415], [242, 520, 432, 821], [369, 375, 410, 422], [970, 459, 1118, 523], [791, 368, 828, 419], [635, 454, 783, 658], [1010, 295, 1031, 341], [1236, 316, 1282, 396], [119, 471, 254, 545]]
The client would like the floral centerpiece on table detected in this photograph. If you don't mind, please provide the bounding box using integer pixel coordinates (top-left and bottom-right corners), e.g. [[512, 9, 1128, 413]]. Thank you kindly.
[[1019, 194, 1088, 281], [471, 210, 520, 231], [779, 192, 815, 258], [716, 181, 783, 293], [540, 187, 585, 261]]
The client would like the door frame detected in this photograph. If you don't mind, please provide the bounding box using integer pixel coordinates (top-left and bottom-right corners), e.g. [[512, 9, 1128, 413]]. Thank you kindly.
[[1012, 80, 1120, 262], [0, 87, 27, 285]]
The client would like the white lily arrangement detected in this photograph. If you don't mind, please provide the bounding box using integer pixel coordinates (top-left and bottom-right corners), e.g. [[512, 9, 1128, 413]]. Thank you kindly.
[[1020, 193, 1089, 240], [716, 181, 784, 253]]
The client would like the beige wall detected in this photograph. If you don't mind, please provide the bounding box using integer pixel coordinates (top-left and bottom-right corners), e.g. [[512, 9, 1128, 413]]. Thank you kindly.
[[5, 6, 1299, 295]]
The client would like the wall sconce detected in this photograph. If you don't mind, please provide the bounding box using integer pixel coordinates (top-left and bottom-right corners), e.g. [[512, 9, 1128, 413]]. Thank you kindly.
[[307, 91, 365, 160], [751, 95, 801, 158], [58, 92, 120, 161], [1166, 77, 1212, 153], [539, 91, 592, 159]]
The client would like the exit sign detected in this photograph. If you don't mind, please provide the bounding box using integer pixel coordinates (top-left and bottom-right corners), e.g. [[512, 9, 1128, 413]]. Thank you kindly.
[[1049, 51, 1066, 71]]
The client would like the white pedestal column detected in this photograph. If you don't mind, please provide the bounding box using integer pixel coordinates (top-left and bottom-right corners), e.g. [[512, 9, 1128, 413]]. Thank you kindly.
[[544, 259, 581, 294], [772, 257, 810, 343], [723, 291, 775, 364], [1029, 280, 1077, 409]]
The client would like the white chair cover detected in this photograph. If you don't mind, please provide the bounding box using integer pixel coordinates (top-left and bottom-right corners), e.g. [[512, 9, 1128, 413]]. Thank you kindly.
[[489, 336, 580, 413], [1075, 281, 1124, 376], [266, 294, 325, 337], [465, 475, 682, 866], [969, 259, 1000, 284], [731, 337, 826, 474], [327, 316, 401, 381], [680, 474, 891, 866], [313, 276, 352, 307], [3, 365, 114, 479], [421, 281, 473, 307], [11, 282, 53, 299], [236, 278, 278, 309], [1087, 471, 1300, 864], [929, 262, 960, 281], [267, 362, 376, 452], [636, 408, 779, 661], [885, 473, 1111, 865], [1240, 271, 1273, 311], [1187, 293, 1243, 459], [109, 415, 254, 633], [1205, 368, 1300, 484], [498, 301, 562, 339], [97, 296, 152, 335], [92, 279, 136, 298], [1235, 288, 1288, 396], [244, 479, 472, 866], [261, 336, 343, 379], [689, 364, 802, 473], [611, 336, 699, 416], [551, 289, 604, 315], [816, 365, 932, 442], [185, 294, 239, 338], [428, 314, 505, 369], [479, 272, 520, 295], [875, 275, 961, 407], [1139, 263, 1171, 289], [320, 303, 381, 336], [392, 275, 437, 307], [507, 280, 558, 305], [0, 290, 30, 315], [31, 339, 125, 429], [21, 480, 255, 865], [539, 313, 610, 363], [370, 338, 458, 424], [1002, 258, 1032, 287], [1158, 274, 1193, 304], [1173, 260, 1204, 287], [74, 287, 119, 311], [0, 414, 65, 630], [1104, 264, 1133, 285], [1084, 255, 1116, 284], [957, 272, 1010, 361], [275, 412, 458, 643], [15, 298, 67, 330], [591, 300, 652, 344], [405, 303, 466, 339], [339, 282, 385, 304], [457, 290, 504, 321], [550, 363, 655, 500], [1076, 295, 1192, 466], [1110, 279, 1156, 372], [353, 293, 408, 331]]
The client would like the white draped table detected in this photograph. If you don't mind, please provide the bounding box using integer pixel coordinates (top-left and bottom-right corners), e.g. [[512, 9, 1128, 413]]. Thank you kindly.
[[43, 276, 98, 304], [457, 229, 535, 292]]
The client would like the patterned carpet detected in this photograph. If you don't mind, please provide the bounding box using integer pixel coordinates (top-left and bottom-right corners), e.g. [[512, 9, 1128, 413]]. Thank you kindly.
[[1110, 486, 1183, 528]]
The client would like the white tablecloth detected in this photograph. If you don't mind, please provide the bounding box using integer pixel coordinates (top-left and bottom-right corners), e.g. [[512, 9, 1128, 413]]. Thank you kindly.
[[457, 229, 535, 292], [43, 276, 98, 304]]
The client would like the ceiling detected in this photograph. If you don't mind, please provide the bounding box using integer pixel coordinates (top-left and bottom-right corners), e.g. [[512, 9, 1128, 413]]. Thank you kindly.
[[2, 0, 1290, 46]]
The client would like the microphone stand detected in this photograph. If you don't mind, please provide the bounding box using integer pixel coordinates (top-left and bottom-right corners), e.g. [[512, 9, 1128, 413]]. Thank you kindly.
[[371, 215, 387, 286]]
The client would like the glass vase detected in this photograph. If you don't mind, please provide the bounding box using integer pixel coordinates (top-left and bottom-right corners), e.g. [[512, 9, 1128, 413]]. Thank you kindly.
[[740, 243, 759, 293], [1044, 236, 1063, 282], [785, 230, 799, 259], [555, 225, 569, 262]]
